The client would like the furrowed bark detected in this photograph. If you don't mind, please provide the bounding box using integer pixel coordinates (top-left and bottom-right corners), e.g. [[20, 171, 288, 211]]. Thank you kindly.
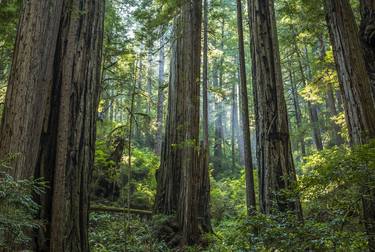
[[325, 0, 375, 250], [0, 0, 104, 250], [248, 0, 302, 218]]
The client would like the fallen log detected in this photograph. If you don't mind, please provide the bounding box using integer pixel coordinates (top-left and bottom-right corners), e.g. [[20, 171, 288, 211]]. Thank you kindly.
[[90, 205, 153, 216]]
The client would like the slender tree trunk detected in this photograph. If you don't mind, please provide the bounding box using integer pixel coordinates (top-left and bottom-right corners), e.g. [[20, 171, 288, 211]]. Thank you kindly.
[[325, 1, 375, 250], [198, 0, 212, 232], [288, 64, 306, 157], [248, 0, 302, 218], [236, 0, 256, 214], [212, 63, 223, 177], [155, 0, 205, 245], [218, 17, 226, 157], [147, 49, 153, 115], [290, 30, 323, 151], [155, 37, 165, 155], [231, 80, 237, 171], [359, 0, 375, 101], [236, 60, 246, 165], [326, 84, 344, 146], [134, 55, 143, 140], [0, 0, 104, 251], [231, 71, 241, 171], [145, 49, 154, 148]]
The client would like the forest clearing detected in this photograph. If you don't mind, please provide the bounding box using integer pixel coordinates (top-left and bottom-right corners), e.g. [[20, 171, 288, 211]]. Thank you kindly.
[[1, 0, 375, 251]]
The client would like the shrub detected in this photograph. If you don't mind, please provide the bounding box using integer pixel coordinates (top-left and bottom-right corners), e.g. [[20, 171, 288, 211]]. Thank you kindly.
[[0, 158, 45, 250]]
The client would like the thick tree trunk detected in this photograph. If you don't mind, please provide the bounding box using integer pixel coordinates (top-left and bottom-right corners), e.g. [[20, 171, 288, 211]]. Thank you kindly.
[[155, 0, 205, 245], [0, 0, 104, 251], [325, 0, 375, 250], [155, 38, 165, 155], [360, 0, 375, 101], [236, 0, 256, 214], [248, 0, 302, 218]]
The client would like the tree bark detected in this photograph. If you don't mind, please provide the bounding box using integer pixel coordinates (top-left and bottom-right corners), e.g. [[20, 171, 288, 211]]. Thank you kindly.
[[154, 0, 205, 245], [325, 0, 375, 250], [212, 62, 223, 177], [359, 0, 375, 101], [155, 36, 165, 156], [198, 0, 212, 233], [231, 72, 241, 171], [248, 0, 302, 218], [0, 0, 104, 251], [236, 0, 256, 214]]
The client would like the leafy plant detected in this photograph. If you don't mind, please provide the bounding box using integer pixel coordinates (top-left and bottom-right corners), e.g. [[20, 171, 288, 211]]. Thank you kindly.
[[0, 158, 46, 250]]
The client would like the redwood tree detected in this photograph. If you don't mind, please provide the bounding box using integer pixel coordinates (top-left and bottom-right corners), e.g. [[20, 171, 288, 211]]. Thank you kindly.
[[248, 0, 302, 217], [0, 0, 104, 251], [236, 0, 256, 215], [359, 0, 375, 101], [154, 0, 206, 245], [325, 0, 375, 249]]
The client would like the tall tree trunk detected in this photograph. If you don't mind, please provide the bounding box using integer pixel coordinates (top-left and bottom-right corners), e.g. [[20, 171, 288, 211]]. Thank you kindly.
[[325, 0, 375, 250], [145, 49, 154, 148], [248, 0, 302, 218], [231, 71, 241, 171], [198, 0, 212, 232], [155, 36, 165, 155], [147, 49, 153, 115], [155, 0, 205, 245], [359, 0, 375, 101], [134, 55, 143, 140], [236, 59, 246, 165], [213, 18, 225, 178], [0, 0, 104, 251], [236, 0, 256, 214]]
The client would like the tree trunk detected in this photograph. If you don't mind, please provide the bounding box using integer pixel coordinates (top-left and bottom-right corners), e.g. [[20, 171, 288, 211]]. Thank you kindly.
[[359, 0, 375, 101], [0, 0, 104, 251], [155, 36, 165, 156], [154, 0, 204, 245], [147, 49, 153, 115], [231, 72, 241, 171], [325, 0, 375, 250], [212, 62, 223, 178], [248, 0, 302, 218], [236, 0, 256, 214], [198, 0, 212, 233], [288, 64, 306, 157]]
